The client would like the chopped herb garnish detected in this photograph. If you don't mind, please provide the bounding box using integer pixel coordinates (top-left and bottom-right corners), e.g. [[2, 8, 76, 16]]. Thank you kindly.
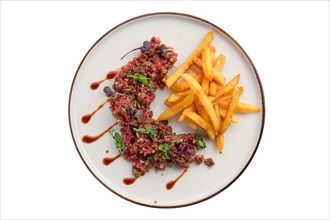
[[110, 130, 126, 155], [195, 133, 207, 149], [120, 41, 150, 60], [158, 144, 171, 160], [127, 72, 150, 86], [162, 153, 170, 160], [133, 127, 157, 140]]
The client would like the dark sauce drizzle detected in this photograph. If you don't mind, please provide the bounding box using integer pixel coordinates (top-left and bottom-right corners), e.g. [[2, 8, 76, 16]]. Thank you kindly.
[[103, 154, 120, 166], [82, 121, 119, 144], [166, 168, 188, 190], [90, 71, 117, 90], [123, 173, 145, 185], [81, 98, 110, 124]]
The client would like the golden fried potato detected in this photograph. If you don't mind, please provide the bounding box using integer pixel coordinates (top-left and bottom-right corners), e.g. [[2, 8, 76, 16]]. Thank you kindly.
[[220, 88, 240, 134], [166, 31, 214, 88], [158, 94, 195, 121], [181, 74, 220, 132], [185, 112, 216, 139], [235, 102, 261, 113]]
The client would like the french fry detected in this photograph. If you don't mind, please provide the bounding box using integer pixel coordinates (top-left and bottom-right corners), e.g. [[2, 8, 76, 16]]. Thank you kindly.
[[166, 31, 214, 88], [188, 119, 198, 130], [209, 81, 218, 96], [223, 74, 240, 95], [181, 74, 220, 131], [218, 99, 230, 109], [185, 112, 216, 139], [213, 102, 221, 124], [201, 75, 210, 94], [213, 74, 240, 101], [214, 54, 226, 73], [213, 69, 226, 87], [202, 47, 213, 81], [220, 88, 240, 134], [219, 108, 239, 124], [193, 56, 225, 87], [209, 45, 215, 65], [231, 115, 239, 124], [162, 75, 168, 84], [193, 56, 202, 69], [235, 102, 261, 113], [215, 134, 224, 151], [171, 81, 183, 92], [176, 89, 192, 97], [169, 71, 197, 92], [178, 104, 196, 122], [208, 96, 215, 102], [220, 93, 232, 101], [161, 31, 260, 153], [237, 86, 244, 95], [209, 45, 216, 56], [195, 100, 210, 123], [175, 71, 203, 92], [158, 94, 195, 121], [167, 93, 187, 103], [164, 100, 175, 107]]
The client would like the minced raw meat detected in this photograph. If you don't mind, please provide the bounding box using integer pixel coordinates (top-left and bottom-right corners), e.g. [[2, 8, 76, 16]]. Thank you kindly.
[[105, 37, 210, 177]]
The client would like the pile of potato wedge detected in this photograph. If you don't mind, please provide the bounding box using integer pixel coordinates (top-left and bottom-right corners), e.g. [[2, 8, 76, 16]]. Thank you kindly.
[[158, 31, 260, 152]]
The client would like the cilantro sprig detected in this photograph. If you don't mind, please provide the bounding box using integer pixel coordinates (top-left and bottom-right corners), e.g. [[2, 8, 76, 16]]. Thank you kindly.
[[195, 133, 207, 149], [110, 130, 126, 155], [127, 72, 150, 86], [158, 144, 171, 160], [133, 127, 157, 140]]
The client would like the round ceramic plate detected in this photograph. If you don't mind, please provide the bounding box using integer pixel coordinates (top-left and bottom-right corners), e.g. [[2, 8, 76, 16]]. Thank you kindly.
[[69, 12, 265, 208]]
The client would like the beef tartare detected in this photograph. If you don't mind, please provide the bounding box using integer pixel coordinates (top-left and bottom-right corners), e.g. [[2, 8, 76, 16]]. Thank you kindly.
[[104, 37, 209, 177]]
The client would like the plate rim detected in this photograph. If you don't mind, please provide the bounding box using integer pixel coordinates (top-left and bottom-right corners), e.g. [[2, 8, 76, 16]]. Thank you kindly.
[[68, 11, 266, 208]]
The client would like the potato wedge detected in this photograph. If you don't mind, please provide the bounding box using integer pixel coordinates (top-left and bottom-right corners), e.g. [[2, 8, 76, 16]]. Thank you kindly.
[[166, 31, 214, 88]]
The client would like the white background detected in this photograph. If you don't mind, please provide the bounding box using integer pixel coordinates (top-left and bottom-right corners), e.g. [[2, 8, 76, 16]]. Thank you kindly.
[[1, 1, 329, 219]]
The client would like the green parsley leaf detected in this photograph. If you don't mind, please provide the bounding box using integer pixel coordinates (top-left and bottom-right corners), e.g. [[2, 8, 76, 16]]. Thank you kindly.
[[158, 144, 171, 152], [127, 72, 150, 86], [195, 133, 207, 149], [158, 144, 171, 160], [110, 130, 126, 155], [162, 153, 170, 160], [133, 127, 157, 140]]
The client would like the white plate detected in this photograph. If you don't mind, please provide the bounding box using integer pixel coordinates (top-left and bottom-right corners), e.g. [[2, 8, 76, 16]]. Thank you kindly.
[[69, 12, 265, 208]]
